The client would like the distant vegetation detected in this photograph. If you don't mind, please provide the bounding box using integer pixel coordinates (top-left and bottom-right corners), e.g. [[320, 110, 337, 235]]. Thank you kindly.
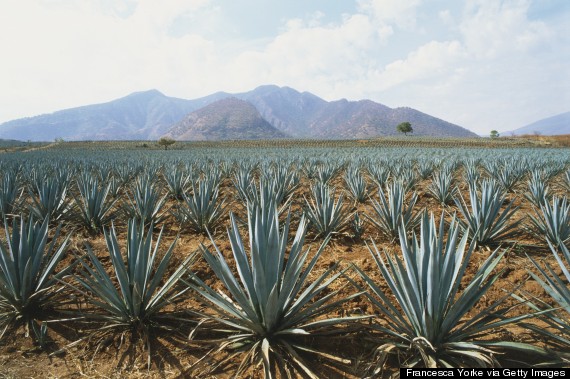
[[157, 136, 175, 150], [396, 121, 413, 135]]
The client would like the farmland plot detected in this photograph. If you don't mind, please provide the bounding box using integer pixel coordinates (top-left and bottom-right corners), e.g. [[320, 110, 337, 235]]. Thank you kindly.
[[0, 141, 569, 377]]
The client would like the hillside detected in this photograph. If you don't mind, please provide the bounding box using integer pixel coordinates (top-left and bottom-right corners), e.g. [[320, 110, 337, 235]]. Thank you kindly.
[[164, 98, 288, 141], [506, 111, 570, 136], [0, 90, 226, 141]]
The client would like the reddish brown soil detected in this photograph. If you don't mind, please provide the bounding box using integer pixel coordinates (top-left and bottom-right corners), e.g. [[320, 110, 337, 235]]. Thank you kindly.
[[0, 171, 568, 378]]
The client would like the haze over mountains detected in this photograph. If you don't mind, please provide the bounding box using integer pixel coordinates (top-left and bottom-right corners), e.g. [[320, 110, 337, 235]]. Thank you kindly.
[[0, 85, 478, 141], [505, 111, 570, 136]]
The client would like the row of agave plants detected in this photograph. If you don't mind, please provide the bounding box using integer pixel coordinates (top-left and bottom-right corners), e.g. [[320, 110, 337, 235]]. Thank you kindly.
[[0, 156, 569, 249], [1, 198, 570, 376], [0, 148, 569, 375]]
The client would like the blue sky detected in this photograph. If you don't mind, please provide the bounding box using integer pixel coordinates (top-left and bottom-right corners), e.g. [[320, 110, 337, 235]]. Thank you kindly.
[[0, 0, 568, 135]]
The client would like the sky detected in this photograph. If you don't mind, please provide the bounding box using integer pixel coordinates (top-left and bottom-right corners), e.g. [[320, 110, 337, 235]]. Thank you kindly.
[[0, 0, 569, 135]]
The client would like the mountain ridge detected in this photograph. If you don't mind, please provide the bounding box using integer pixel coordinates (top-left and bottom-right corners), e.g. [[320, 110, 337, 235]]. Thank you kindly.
[[0, 85, 478, 141], [505, 111, 570, 136]]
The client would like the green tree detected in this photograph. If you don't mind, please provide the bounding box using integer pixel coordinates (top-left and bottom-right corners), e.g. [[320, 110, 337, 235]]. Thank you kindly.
[[157, 137, 176, 150], [490, 130, 500, 139], [396, 122, 413, 136]]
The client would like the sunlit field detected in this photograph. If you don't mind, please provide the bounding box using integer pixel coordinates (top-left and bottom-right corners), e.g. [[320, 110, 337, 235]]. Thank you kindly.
[[0, 138, 569, 377]]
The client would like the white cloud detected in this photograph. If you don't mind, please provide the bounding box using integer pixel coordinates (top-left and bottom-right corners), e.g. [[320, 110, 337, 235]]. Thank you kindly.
[[460, 0, 553, 58], [358, 0, 422, 28], [0, 0, 567, 136], [373, 40, 464, 91]]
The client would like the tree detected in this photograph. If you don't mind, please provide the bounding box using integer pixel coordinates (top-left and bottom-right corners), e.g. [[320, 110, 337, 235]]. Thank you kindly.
[[158, 137, 176, 150], [396, 122, 413, 136], [490, 130, 500, 139]]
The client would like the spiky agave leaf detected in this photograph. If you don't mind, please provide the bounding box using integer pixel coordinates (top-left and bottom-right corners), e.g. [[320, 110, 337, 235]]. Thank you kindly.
[[0, 216, 71, 340], [354, 212, 546, 370], [188, 204, 367, 378]]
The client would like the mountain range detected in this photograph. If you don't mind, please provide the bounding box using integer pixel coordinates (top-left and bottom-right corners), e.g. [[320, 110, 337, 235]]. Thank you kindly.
[[0, 85, 478, 141], [505, 111, 570, 136]]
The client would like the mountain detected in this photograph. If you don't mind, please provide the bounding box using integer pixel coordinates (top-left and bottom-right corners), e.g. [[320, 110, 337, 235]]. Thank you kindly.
[[164, 97, 288, 141], [235, 85, 328, 137], [506, 112, 570, 136], [0, 90, 227, 141], [233, 85, 477, 138], [0, 85, 477, 141]]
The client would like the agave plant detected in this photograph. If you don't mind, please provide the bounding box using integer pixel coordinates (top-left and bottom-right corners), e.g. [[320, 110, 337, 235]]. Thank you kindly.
[[173, 176, 226, 234], [188, 205, 366, 378], [315, 161, 343, 185], [519, 242, 570, 362], [562, 169, 570, 194], [525, 171, 551, 208], [367, 164, 390, 188], [163, 165, 192, 200], [399, 168, 418, 193], [114, 163, 140, 187], [123, 177, 168, 226], [233, 167, 255, 203], [0, 171, 22, 219], [72, 174, 117, 234], [528, 196, 570, 248], [344, 168, 368, 203], [427, 170, 457, 205], [351, 211, 367, 239], [28, 176, 73, 223], [455, 180, 521, 247], [304, 183, 353, 238], [488, 159, 527, 193], [463, 159, 481, 184], [354, 212, 545, 370], [240, 177, 294, 223], [365, 181, 419, 242], [264, 163, 300, 204], [68, 219, 192, 364], [417, 160, 435, 180], [0, 216, 71, 339]]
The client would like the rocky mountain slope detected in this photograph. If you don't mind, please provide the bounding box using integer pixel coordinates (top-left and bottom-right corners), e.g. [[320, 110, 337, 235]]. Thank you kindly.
[[164, 98, 287, 141]]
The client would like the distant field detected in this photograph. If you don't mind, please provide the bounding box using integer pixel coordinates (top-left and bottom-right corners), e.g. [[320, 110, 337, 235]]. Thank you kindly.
[[21, 134, 568, 151]]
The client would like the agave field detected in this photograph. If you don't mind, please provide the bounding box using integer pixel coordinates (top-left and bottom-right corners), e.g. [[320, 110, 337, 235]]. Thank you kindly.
[[0, 140, 570, 377]]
